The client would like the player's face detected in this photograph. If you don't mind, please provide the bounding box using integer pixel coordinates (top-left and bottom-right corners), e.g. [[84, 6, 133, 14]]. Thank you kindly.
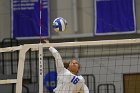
[[68, 59, 80, 75]]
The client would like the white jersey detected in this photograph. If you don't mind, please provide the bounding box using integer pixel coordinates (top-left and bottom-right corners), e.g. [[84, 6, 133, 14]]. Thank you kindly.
[[49, 47, 89, 93]]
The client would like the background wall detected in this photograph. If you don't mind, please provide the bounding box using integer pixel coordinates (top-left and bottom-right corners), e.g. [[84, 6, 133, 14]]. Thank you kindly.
[[0, 0, 140, 42], [0, 0, 11, 41], [135, 0, 140, 30]]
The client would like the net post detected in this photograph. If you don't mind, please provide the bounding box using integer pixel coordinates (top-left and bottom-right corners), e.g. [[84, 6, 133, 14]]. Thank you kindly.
[[39, 43, 43, 93]]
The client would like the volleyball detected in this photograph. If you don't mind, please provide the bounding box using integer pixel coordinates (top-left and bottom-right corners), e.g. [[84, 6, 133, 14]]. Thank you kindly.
[[52, 17, 67, 32]]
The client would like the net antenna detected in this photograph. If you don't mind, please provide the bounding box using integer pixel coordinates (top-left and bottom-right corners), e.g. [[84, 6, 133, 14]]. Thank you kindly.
[[40, 0, 42, 43], [1, 39, 140, 93]]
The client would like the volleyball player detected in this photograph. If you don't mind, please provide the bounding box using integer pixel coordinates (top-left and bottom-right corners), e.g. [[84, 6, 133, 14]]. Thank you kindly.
[[49, 46, 89, 93]]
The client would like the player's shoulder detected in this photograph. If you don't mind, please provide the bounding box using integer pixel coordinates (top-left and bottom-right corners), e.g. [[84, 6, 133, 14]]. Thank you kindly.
[[77, 75, 83, 78], [58, 68, 69, 74], [77, 75, 85, 81]]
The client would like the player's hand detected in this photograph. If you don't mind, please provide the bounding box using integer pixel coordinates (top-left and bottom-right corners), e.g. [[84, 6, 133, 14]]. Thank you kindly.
[[44, 39, 53, 48], [44, 39, 49, 43]]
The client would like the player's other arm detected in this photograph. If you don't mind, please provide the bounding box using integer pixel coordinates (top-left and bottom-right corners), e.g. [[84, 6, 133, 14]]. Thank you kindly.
[[49, 47, 65, 73], [83, 84, 89, 93], [79, 77, 89, 93], [79, 84, 89, 93]]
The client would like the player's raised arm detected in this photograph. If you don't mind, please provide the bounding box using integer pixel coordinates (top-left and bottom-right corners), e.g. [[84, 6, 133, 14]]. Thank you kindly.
[[49, 46, 65, 73]]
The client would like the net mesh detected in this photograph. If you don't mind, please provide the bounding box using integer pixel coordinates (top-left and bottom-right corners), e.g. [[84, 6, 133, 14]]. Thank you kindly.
[[43, 39, 140, 93], [0, 39, 140, 93]]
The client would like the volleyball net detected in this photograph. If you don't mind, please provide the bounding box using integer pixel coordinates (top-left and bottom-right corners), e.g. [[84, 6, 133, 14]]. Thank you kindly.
[[0, 39, 140, 93]]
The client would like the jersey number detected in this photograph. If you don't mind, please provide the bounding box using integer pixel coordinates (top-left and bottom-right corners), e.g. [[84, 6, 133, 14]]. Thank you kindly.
[[71, 76, 80, 84]]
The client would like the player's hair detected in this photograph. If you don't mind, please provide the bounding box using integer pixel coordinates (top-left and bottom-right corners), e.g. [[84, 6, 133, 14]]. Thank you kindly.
[[63, 61, 70, 69], [63, 59, 80, 70]]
